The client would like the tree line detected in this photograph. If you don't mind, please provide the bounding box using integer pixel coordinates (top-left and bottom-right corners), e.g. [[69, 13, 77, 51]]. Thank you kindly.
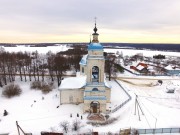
[[0, 46, 123, 87], [0, 46, 87, 87]]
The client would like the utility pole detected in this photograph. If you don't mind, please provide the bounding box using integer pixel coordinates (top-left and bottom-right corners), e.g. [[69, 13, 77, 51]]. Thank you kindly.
[[134, 94, 144, 121], [16, 121, 20, 135], [16, 121, 32, 135]]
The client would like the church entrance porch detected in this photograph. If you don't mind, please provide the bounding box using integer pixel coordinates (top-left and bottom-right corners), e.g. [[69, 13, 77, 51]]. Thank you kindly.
[[90, 101, 100, 113]]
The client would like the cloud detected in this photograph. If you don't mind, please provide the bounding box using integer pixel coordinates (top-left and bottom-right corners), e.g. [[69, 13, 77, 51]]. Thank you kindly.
[[0, 0, 180, 43]]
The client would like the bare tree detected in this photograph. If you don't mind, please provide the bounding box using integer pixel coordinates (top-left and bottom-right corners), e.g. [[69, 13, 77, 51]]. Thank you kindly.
[[60, 121, 69, 133], [105, 54, 116, 81], [72, 120, 81, 131], [54, 54, 69, 86], [47, 51, 55, 82]]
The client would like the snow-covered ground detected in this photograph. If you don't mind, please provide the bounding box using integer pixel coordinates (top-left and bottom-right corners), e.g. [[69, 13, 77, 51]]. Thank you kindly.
[[2, 45, 180, 57], [1, 45, 70, 54], [104, 48, 180, 57], [0, 76, 180, 134], [0, 79, 128, 134]]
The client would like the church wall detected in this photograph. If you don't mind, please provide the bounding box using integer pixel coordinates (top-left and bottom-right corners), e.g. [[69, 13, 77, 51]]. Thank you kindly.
[[60, 89, 84, 104], [84, 85, 105, 96], [88, 50, 103, 56], [84, 91, 105, 97], [105, 88, 111, 103], [85, 86, 105, 91], [80, 65, 87, 75]]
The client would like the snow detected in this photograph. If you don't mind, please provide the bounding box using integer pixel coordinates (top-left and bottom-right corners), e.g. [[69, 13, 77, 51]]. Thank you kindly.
[[165, 65, 174, 70], [1, 77, 180, 134], [104, 48, 180, 57], [0, 80, 84, 134], [2, 45, 180, 58], [136, 65, 145, 70], [59, 76, 86, 89], [79, 54, 88, 65], [2, 45, 70, 54]]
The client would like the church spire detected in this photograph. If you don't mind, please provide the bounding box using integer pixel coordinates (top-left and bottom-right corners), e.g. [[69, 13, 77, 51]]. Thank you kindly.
[[92, 17, 99, 43]]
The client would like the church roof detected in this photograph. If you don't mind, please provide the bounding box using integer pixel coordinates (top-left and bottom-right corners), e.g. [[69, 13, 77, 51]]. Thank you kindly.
[[59, 76, 111, 90], [79, 54, 88, 65], [59, 76, 86, 90], [88, 43, 103, 50]]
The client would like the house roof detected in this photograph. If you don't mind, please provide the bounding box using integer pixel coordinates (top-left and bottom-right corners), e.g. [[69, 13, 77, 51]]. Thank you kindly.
[[136, 62, 148, 68], [136, 65, 145, 70], [135, 62, 148, 71]]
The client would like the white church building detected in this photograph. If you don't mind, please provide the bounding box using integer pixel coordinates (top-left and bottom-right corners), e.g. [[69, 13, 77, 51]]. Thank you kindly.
[[59, 23, 111, 113]]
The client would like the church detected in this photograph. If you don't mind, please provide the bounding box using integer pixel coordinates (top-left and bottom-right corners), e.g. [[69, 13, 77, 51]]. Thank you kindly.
[[59, 22, 111, 113]]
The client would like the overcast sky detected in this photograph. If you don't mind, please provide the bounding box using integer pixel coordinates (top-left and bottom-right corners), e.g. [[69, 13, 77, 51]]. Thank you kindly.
[[0, 0, 180, 43]]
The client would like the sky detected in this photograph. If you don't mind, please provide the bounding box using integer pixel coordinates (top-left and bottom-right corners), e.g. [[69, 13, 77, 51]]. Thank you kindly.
[[0, 0, 180, 43]]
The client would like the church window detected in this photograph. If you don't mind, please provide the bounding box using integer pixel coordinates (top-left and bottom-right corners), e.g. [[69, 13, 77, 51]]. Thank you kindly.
[[92, 88, 98, 91], [82, 67, 84, 73], [92, 66, 99, 82]]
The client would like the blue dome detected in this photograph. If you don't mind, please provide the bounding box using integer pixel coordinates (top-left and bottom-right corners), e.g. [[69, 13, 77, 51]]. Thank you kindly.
[[88, 43, 103, 50]]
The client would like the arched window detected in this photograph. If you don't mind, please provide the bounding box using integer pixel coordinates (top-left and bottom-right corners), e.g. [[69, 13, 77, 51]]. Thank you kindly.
[[92, 66, 99, 82], [92, 88, 98, 91]]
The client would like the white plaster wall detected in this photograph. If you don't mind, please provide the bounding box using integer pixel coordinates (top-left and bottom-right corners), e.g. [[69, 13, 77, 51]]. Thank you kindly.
[[105, 88, 111, 103], [80, 65, 87, 75], [84, 86, 106, 97], [88, 50, 103, 56], [60, 89, 84, 104]]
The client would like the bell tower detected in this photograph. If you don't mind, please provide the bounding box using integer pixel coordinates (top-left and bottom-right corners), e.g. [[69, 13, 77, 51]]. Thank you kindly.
[[86, 20, 104, 84], [83, 21, 111, 113]]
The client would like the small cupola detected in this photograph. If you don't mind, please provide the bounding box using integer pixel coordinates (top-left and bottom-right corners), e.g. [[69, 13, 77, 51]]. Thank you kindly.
[[92, 21, 99, 43], [88, 19, 103, 51]]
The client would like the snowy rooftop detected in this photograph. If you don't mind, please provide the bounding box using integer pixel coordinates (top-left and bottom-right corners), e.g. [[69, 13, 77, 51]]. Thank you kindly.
[[165, 65, 173, 70], [164, 65, 180, 70], [59, 75, 86, 89], [79, 54, 88, 65], [88, 43, 103, 50], [147, 66, 154, 71], [136, 65, 145, 70]]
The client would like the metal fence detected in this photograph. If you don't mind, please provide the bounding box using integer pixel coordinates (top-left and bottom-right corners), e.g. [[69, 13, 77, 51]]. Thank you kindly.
[[137, 128, 180, 134], [110, 80, 132, 113]]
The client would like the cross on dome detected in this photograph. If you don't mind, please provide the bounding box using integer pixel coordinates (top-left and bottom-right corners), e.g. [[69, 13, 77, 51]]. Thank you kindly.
[[93, 17, 98, 34]]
